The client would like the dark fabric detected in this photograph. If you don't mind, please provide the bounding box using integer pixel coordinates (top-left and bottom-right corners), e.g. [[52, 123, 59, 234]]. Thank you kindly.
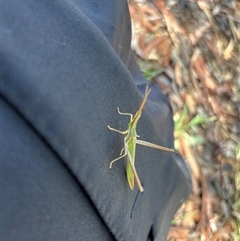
[[1, 1, 192, 241], [1, 97, 115, 241]]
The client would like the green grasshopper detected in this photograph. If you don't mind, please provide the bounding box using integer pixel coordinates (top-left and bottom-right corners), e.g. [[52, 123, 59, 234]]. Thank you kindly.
[[108, 86, 175, 192]]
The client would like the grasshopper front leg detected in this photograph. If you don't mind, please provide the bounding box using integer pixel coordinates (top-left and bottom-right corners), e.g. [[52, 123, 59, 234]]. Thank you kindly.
[[107, 125, 128, 135], [109, 151, 127, 168]]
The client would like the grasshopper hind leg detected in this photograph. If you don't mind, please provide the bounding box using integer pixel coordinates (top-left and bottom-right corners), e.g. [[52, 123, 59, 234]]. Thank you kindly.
[[117, 108, 133, 121]]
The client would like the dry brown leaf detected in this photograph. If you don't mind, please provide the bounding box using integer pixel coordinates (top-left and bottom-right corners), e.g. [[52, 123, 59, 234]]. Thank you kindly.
[[189, 22, 211, 45], [162, 49, 172, 66], [228, 15, 240, 41], [130, 1, 164, 33], [139, 2, 159, 18], [205, 38, 223, 67], [167, 226, 190, 240], [223, 39, 235, 60], [142, 35, 171, 59], [156, 36, 172, 54], [207, 95, 222, 117], [141, 17, 159, 33], [193, 55, 217, 92], [197, 0, 210, 11], [150, 0, 186, 47], [142, 37, 163, 58], [196, 168, 213, 235], [180, 137, 200, 180], [174, 62, 183, 87], [185, 93, 197, 114], [198, 0, 218, 31], [205, 76, 217, 93], [181, 201, 200, 228], [191, 174, 201, 197], [168, 92, 184, 109], [213, 222, 233, 241], [189, 49, 203, 93]]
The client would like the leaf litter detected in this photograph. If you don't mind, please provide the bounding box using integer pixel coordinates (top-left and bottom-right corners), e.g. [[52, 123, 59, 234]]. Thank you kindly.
[[129, 0, 240, 240]]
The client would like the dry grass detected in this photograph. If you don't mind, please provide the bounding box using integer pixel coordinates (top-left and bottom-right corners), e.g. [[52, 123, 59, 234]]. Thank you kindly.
[[129, 0, 240, 240]]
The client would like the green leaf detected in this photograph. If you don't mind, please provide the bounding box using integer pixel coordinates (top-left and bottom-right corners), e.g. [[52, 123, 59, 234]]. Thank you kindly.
[[143, 68, 164, 80], [187, 115, 216, 128], [174, 105, 188, 131], [186, 135, 205, 147]]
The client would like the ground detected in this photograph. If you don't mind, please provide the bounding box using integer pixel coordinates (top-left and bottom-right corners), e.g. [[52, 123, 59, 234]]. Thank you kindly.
[[129, 0, 240, 240]]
